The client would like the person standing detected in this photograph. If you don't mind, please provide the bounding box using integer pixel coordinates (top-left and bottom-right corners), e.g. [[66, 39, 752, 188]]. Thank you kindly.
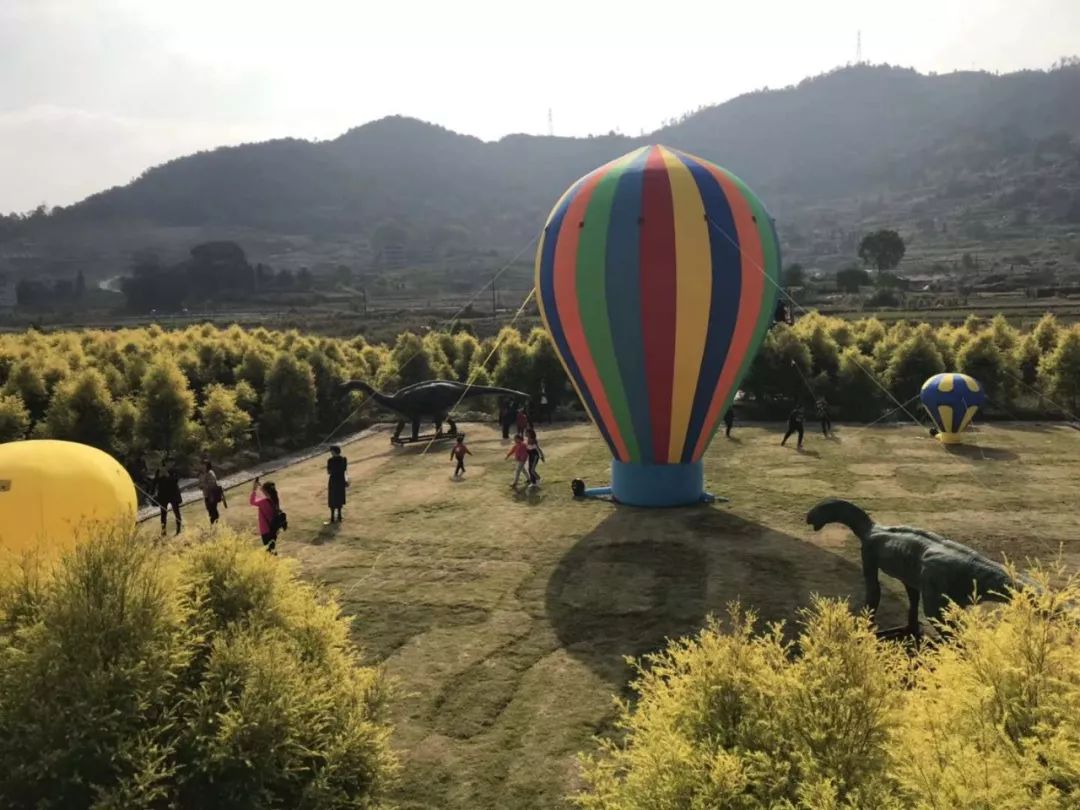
[[723, 407, 735, 438], [198, 461, 221, 525], [817, 398, 833, 438], [505, 434, 530, 488], [539, 381, 551, 424], [499, 399, 513, 440], [525, 428, 545, 485], [515, 405, 529, 436], [450, 435, 472, 477], [781, 405, 805, 450], [326, 445, 348, 523], [154, 463, 183, 536], [250, 478, 282, 554]]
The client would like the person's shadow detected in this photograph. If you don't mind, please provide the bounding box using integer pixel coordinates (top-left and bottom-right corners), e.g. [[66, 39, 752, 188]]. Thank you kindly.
[[313, 521, 342, 545], [540, 507, 878, 684]]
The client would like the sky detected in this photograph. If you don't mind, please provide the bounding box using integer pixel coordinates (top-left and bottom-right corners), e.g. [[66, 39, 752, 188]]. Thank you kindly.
[[1, 0, 1078, 213]]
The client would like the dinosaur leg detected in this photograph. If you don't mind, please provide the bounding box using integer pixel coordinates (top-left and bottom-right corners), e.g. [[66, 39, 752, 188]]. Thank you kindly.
[[434, 417, 444, 437], [876, 585, 925, 641], [393, 420, 405, 440], [411, 417, 421, 441], [447, 417, 458, 436]]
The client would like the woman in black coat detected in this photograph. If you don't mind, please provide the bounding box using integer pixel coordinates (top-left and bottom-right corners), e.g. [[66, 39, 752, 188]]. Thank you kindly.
[[326, 445, 348, 523]]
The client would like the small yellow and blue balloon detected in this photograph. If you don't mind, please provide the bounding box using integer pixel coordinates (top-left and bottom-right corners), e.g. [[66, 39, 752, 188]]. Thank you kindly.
[[536, 145, 781, 505], [0, 440, 137, 567], [920, 373, 986, 444]]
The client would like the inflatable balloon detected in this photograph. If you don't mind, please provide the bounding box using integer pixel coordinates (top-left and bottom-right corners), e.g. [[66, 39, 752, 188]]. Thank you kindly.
[[920, 373, 986, 444], [536, 145, 781, 506], [0, 440, 137, 564]]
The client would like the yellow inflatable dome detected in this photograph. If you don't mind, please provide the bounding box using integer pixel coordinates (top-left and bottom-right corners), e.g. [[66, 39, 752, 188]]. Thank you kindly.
[[0, 440, 137, 564]]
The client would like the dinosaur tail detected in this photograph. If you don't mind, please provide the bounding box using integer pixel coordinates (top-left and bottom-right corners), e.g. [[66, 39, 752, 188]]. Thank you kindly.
[[458, 384, 530, 400]]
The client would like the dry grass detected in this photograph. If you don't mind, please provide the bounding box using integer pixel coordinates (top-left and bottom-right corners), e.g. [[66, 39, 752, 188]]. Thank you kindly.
[[161, 420, 1080, 809]]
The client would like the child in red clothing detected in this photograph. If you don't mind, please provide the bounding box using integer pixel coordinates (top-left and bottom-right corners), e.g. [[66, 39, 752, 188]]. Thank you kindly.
[[505, 434, 530, 487], [515, 407, 529, 435], [450, 435, 472, 477]]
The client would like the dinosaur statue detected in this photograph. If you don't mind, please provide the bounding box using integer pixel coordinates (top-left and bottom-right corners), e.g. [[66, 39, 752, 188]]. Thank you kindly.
[[340, 379, 530, 443], [806, 498, 1015, 638]]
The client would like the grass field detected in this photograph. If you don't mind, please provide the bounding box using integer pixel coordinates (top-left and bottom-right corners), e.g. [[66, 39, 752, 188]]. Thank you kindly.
[[163, 421, 1080, 809]]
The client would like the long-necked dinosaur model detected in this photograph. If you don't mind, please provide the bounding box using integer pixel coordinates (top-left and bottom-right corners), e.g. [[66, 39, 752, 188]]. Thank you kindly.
[[340, 380, 529, 443], [806, 498, 1015, 637]]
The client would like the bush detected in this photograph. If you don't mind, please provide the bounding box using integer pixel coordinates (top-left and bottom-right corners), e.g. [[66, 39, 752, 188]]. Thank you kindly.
[[578, 571, 1080, 809], [0, 392, 30, 441], [0, 528, 396, 809]]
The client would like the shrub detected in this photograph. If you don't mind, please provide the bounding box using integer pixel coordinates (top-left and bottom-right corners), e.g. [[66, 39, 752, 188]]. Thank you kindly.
[[0, 528, 396, 809], [578, 572, 1080, 809], [0, 392, 30, 442], [577, 600, 908, 809]]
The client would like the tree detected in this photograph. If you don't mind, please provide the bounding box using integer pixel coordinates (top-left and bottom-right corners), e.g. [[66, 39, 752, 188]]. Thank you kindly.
[[885, 332, 945, 402], [0, 529, 397, 808], [1040, 325, 1080, 413], [200, 385, 252, 458], [135, 359, 197, 455], [835, 347, 886, 420], [1032, 312, 1060, 354], [261, 354, 317, 442], [782, 263, 805, 287], [0, 393, 30, 441], [957, 332, 1017, 405], [2, 361, 50, 422], [836, 267, 871, 293], [858, 229, 906, 272], [43, 369, 117, 451]]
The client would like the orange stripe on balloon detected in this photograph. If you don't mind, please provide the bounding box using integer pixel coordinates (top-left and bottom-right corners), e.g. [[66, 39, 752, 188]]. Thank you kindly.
[[690, 160, 766, 461], [553, 167, 631, 461]]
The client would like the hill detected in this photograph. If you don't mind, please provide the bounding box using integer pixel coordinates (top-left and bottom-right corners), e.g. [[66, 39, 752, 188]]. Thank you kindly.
[[3, 64, 1080, 286]]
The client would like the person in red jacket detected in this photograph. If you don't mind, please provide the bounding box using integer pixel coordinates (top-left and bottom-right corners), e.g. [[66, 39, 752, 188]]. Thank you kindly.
[[250, 477, 281, 554], [515, 405, 529, 435], [505, 434, 530, 488], [450, 435, 472, 477]]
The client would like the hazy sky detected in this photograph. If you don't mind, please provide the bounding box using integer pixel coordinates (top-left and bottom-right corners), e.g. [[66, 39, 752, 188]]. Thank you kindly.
[[2, 0, 1078, 213]]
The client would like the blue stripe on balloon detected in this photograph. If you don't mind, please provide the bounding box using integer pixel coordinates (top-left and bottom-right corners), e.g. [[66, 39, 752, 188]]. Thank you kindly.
[[538, 176, 618, 454], [603, 148, 652, 462], [676, 153, 742, 463]]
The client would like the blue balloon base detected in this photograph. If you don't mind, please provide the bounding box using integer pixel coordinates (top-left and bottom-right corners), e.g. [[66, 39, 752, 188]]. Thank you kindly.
[[577, 460, 721, 507]]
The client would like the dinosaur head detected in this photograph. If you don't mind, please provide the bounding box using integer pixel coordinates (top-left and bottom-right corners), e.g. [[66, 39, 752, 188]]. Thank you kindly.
[[806, 499, 874, 539]]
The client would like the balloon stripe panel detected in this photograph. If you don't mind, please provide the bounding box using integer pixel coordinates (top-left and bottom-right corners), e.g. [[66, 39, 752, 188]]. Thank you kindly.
[[536, 177, 618, 455], [661, 147, 711, 464], [604, 151, 651, 462], [580, 154, 641, 461], [639, 147, 678, 463], [688, 158, 770, 460], [675, 155, 742, 463]]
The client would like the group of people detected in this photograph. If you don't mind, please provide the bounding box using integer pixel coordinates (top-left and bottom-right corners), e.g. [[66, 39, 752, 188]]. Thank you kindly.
[[451, 416, 546, 489], [721, 398, 833, 450]]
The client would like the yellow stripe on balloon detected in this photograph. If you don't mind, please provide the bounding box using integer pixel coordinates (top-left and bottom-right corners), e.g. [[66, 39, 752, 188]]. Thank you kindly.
[[660, 146, 711, 463], [938, 374, 955, 392], [938, 404, 953, 434], [961, 375, 980, 392], [957, 404, 979, 434]]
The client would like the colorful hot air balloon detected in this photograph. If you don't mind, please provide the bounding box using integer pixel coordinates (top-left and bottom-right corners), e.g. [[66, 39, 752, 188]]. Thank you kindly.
[[0, 440, 137, 567], [920, 373, 986, 444], [536, 145, 781, 506]]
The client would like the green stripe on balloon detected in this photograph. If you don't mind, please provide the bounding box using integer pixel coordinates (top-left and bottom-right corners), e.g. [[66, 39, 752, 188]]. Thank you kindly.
[[575, 156, 641, 462]]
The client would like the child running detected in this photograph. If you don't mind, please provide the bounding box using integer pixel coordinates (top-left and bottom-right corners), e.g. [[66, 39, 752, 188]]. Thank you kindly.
[[450, 435, 472, 477], [525, 428, 545, 485], [505, 434, 530, 488]]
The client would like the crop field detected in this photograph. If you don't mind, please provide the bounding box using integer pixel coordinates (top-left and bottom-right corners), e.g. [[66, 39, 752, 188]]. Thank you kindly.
[[162, 420, 1080, 809]]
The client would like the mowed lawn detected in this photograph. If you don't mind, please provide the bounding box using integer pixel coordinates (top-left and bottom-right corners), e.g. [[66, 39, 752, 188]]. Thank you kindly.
[[164, 421, 1080, 809]]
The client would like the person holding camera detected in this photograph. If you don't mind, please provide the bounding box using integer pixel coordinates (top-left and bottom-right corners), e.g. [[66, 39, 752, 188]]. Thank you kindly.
[[250, 477, 284, 554]]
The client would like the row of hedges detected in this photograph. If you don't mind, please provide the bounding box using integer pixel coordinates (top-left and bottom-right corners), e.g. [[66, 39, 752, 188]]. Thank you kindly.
[[1, 313, 1078, 465]]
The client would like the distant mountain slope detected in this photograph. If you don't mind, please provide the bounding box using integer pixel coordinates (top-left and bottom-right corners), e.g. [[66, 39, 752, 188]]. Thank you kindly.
[[8, 64, 1080, 275]]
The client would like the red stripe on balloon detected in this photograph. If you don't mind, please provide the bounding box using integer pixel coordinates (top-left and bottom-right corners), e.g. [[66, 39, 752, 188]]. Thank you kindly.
[[638, 146, 677, 463], [553, 165, 631, 461], [690, 163, 766, 461]]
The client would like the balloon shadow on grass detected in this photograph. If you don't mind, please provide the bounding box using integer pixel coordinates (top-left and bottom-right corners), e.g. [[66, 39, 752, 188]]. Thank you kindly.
[[542, 506, 876, 684]]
